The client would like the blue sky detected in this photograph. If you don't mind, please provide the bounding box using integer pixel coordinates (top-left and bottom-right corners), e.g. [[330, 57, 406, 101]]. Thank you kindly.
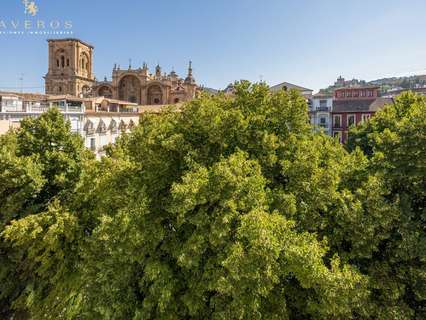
[[1, 0, 426, 92]]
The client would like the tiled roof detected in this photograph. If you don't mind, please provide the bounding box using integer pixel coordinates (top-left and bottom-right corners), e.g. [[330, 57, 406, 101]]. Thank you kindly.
[[47, 38, 94, 49], [333, 97, 393, 112], [0, 91, 48, 101], [270, 82, 312, 93], [89, 96, 138, 106], [313, 92, 333, 98], [201, 87, 219, 95]]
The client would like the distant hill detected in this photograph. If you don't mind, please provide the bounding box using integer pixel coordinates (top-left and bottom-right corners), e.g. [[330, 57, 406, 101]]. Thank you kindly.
[[368, 74, 426, 92], [319, 74, 426, 94]]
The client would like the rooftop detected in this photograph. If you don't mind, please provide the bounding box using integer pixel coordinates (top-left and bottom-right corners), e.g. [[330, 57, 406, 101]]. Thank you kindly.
[[333, 97, 393, 112], [47, 38, 94, 49], [270, 81, 313, 93]]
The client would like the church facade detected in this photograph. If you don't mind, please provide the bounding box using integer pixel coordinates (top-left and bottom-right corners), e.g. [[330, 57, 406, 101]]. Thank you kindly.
[[44, 38, 198, 105]]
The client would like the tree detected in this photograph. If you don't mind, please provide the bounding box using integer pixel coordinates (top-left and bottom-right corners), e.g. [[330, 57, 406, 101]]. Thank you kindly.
[[347, 91, 426, 319], [63, 83, 371, 319], [2, 85, 424, 319], [0, 109, 91, 318]]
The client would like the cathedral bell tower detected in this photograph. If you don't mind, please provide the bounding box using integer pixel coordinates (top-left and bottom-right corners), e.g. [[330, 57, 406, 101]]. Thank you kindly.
[[44, 38, 95, 97]]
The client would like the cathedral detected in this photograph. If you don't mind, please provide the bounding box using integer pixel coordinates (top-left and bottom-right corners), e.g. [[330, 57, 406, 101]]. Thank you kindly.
[[44, 38, 198, 105]]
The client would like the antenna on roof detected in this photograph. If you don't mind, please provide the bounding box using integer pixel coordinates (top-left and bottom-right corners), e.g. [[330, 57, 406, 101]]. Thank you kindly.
[[18, 73, 24, 93]]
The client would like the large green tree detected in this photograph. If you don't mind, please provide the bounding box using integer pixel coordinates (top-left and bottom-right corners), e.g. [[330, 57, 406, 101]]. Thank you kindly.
[[2, 85, 424, 319], [347, 92, 426, 319], [0, 109, 92, 318]]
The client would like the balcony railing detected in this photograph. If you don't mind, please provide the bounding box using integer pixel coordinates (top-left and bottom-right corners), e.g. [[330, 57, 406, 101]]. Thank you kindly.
[[317, 106, 331, 112], [30, 105, 50, 113]]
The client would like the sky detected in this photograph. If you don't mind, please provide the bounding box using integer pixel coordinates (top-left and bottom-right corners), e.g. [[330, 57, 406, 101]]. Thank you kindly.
[[1, 0, 426, 92]]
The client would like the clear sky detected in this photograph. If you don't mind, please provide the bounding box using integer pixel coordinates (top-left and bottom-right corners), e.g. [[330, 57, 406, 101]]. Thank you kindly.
[[1, 0, 426, 92]]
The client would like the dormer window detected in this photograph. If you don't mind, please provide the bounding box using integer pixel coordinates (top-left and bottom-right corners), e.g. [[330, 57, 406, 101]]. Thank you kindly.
[[110, 119, 118, 133], [85, 120, 95, 135], [119, 120, 127, 132], [97, 119, 107, 134]]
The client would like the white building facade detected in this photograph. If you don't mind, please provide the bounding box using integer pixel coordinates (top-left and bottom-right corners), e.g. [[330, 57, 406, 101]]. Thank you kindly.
[[0, 93, 141, 158], [0, 93, 85, 135], [310, 93, 333, 135]]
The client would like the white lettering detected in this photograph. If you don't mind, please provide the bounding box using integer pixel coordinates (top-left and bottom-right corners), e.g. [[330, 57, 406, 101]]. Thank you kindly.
[[36, 20, 45, 29], [11, 20, 19, 29], [64, 21, 73, 29], [50, 20, 60, 29]]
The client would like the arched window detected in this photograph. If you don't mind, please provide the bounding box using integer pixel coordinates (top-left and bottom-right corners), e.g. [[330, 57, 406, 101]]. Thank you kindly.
[[67, 59, 70, 67], [61, 56, 65, 68], [56, 59, 59, 67]]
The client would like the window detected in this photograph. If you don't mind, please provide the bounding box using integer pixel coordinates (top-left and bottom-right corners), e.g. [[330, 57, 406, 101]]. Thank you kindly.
[[319, 100, 327, 109], [67, 59, 70, 67], [361, 90, 366, 97], [333, 114, 342, 128], [174, 98, 180, 103], [361, 113, 371, 123], [56, 59, 59, 67], [58, 86, 62, 93], [353, 90, 359, 97], [61, 56, 65, 68], [320, 117, 326, 124], [367, 90, 373, 97], [90, 138, 96, 151], [347, 114, 356, 127]]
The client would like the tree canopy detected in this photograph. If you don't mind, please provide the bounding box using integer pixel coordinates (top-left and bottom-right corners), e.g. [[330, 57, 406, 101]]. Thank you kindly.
[[1, 85, 425, 319]]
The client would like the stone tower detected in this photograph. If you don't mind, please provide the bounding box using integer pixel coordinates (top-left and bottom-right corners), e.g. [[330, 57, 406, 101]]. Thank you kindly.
[[44, 38, 95, 97]]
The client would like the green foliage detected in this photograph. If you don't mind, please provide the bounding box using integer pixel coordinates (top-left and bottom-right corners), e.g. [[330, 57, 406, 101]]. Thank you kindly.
[[1, 85, 425, 319], [0, 109, 91, 319], [347, 91, 426, 319]]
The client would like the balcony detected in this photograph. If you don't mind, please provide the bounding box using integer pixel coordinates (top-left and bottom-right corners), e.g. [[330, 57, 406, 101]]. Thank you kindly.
[[1, 102, 25, 112], [50, 101, 84, 113], [29, 105, 49, 113], [317, 106, 331, 112]]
